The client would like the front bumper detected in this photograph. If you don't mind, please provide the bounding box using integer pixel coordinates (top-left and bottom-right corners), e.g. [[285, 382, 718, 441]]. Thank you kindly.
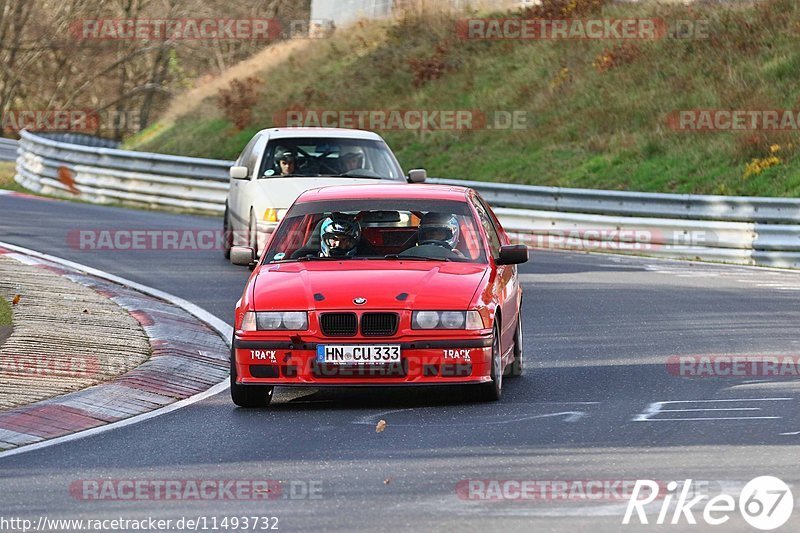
[[233, 336, 493, 386]]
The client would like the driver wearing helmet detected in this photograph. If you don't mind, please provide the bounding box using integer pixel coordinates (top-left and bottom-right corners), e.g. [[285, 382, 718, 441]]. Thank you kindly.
[[320, 215, 361, 258], [418, 212, 460, 249]]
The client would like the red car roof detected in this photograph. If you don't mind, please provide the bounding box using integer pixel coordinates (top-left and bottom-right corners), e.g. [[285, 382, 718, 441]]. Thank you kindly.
[[296, 183, 471, 203]]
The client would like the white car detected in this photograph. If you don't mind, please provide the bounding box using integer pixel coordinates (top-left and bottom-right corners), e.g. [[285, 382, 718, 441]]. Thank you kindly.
[[224, 127, 426, 261]]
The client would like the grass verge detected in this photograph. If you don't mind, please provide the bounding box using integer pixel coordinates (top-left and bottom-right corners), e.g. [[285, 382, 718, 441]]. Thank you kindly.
[[126, 0, 800, 197]]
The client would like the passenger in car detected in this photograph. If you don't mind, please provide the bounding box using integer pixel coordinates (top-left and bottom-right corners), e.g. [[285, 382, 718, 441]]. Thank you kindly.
[[340, 151, 363, 172]]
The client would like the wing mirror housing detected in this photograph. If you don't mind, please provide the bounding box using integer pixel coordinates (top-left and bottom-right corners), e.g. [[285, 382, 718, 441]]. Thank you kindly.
[[496, 244, 529, 265], [230, 166, 249, 180], [230, 246, 256, 268], [407, 169, 427, 183]]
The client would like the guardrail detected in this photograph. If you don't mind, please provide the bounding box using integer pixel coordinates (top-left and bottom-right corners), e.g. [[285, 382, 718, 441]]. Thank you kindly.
[[16, 130, 229, 213], [14, 130, 800, 268], [0, 138, 18, 161]]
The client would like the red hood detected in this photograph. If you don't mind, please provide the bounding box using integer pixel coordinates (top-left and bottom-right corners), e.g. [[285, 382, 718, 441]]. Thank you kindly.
[[252, 261, 488, 311]]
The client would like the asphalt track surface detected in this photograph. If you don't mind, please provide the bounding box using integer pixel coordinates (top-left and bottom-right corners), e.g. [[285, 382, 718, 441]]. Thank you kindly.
[[1, 192, 799, 532]]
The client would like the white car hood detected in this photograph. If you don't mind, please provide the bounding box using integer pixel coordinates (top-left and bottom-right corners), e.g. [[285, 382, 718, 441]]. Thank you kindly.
[[255, 177, 388, 209]]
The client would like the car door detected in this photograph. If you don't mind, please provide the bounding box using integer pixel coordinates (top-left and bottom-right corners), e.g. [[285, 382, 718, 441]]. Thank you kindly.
[[471, 194, 519, 356]]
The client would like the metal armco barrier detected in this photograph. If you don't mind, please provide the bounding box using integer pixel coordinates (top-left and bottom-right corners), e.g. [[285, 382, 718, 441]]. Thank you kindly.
[[16, 130, 230, 213], [0, 138, 18, 161], [14, 130, 800, 269]]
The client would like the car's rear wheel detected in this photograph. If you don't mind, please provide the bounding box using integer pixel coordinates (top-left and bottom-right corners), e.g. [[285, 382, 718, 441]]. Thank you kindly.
[[505, 318, 524, 377], [475, 323, 502, 402], [223, 205, 233, 259], [230, 346, 273, 408]]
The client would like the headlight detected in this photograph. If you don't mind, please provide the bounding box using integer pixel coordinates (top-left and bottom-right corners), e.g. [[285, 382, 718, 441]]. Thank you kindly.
[[258, 312, 283, 330], [440, 311, 465, 329], [240, 311, 308, 331], [413, 311, 440, 329], [412, 311, 484, 330], [262, 209, 288, 223], [281, 312, 308, 330]]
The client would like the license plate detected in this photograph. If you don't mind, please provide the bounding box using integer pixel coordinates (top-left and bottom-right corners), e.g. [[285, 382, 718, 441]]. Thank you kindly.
[[316, 345, 401, 364]]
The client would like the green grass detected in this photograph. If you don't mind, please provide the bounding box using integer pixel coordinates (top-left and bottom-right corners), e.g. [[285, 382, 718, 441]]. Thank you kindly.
[[0, 296, 12, 346], [0, 297, 10, 326], [0, 162, 25, 193], [126, 0, 800, 197]]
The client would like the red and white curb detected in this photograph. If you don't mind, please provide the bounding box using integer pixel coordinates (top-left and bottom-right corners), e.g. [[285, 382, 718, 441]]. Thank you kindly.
[[0, 242, 233, 459]]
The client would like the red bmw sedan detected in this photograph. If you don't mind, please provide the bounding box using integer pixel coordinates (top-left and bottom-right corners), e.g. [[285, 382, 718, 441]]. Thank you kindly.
[[230, 184, 527, 407]]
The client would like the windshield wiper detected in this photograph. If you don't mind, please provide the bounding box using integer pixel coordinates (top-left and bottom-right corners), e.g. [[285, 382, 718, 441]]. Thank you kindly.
[[383, 254, 451, 262], [320, 172, 387, 179], [295, 255, 374, 262], [296, 255, 339, 261]]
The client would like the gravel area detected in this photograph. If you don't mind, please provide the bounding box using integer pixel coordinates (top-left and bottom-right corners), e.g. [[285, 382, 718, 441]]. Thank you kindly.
[[0, 255, 150, 410]]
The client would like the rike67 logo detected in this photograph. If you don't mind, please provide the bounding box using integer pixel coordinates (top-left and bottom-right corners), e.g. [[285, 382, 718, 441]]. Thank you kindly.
[[623, 477, 794, 530]]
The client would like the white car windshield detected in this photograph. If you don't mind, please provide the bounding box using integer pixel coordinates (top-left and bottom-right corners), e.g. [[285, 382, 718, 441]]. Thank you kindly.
[[259, 137, 405, 180]]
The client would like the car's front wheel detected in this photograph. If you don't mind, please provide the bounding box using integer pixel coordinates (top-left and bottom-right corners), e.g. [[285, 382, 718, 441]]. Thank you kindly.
[[248, 209, 259, 258], [223, 205, 233, 259], [230, 347, 273, 408], [475, 323, 502, 402], [505, 317, 523, 377]]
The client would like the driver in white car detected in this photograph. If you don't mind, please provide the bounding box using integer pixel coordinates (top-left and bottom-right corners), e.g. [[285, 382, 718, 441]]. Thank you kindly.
[[277, 151, 296, 175]]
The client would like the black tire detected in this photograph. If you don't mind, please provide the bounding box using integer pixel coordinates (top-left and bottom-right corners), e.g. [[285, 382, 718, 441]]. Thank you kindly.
[[230, 346, 273, 408], [223, 205, 233, 259], [248, 209, 259, 258], [475, 324, 502, 402], [505, 318, 524, 378]]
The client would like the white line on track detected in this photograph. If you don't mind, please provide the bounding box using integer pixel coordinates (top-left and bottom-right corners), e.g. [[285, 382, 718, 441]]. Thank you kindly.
[[0, 241, 233, 460]]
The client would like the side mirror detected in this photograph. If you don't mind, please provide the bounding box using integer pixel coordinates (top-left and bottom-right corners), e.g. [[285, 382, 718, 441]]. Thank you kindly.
[[407, 169, 427, 183], [230, 246, 256, 267], [496, 244, 528, 265], [230, 166, 249, 180]]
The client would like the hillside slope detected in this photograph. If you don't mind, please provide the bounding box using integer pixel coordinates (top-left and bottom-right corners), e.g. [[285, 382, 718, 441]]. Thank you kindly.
[[127, 0, 800, 197]]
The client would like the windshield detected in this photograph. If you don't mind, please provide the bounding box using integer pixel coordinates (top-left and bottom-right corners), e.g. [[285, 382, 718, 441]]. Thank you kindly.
[[263, 199, 487, 264], [258, 137, 405, 180]]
